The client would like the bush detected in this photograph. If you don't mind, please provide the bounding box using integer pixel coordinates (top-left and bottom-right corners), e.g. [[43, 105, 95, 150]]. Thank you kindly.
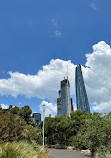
[[23, 125, 42, 144], [96, 145, 111, 158], [0, 111, 42, 144], [0, 141, 48, 158], [0, 111, 27, 142], [0, 141, 36, 158], [83, 116, 111, 155], [18, 105, 32, 123]]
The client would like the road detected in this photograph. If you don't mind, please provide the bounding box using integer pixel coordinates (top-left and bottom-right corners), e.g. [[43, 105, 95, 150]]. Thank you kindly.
[[48, 149, 91, 158]]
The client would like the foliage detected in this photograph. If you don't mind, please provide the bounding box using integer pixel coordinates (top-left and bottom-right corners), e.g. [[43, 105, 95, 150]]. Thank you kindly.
[[0, 110, 42, 145], [45, 110, 89, 146], [83, 113, 111, 155], [44, 110, 111, 157], [70, 110, 89, 136], [45, 116, 57, 145], [0, 111, 27, 143], [27, 117, 38, 127], [55, 115, 73, 145], [0, 106, 2, 111], [10, 106, 20, 114], [96, 145, 111, 158], [18, 105, 32, 123], [0, 102, 110, 158], [0, 105, 36, 126], [69, 112, 111, 156], [9, 105, 12, 110], [23, 125, 42, 144], [104, 112, 111, 119], [0, 141, 48, 158]]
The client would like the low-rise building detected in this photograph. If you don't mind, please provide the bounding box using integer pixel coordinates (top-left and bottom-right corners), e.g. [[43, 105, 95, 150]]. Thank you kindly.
[[32, 113, 41, 125]]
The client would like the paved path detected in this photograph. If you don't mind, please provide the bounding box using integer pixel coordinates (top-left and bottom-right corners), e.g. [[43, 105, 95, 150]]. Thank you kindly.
[[48, 149, 91, 158]]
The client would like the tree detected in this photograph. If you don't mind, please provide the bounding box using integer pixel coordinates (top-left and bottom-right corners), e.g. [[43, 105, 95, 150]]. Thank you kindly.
[[55, 115, 73, 145], [0, 111, 27, 142], [18, 105, 32, 123], [83, 113, 111, 156], [44, 111, 90, 146], [0, 105, 2, 111], [104, 111, 111, 119], [9, 105, 13, 109], [45, 115, 74, 145], [45, 116, 57, 145], [24, 125, 42, 144], [10, 106, 20, 114], [70, 110, 89, 136], [27, 117, 38, 127]]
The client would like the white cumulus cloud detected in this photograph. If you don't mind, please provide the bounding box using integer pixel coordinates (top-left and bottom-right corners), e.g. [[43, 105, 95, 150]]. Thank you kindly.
[[92, 101, 111, 112], [40, 100, 57, 118], [0, 104, 8, 109], [83, 41, 111, 112], [0, 41, 111, 113], [0, 59, 75, 99]]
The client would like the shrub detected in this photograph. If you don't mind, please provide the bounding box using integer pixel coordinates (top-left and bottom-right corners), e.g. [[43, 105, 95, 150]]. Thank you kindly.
[[96, 145, 111, 158], [0, 111, 27, 142], [23, 125, 42, 144], [0, 141, 48, 158]]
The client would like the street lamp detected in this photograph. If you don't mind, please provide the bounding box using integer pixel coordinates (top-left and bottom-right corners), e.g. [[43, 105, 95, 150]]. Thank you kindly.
[[43, 104, 45, 149]]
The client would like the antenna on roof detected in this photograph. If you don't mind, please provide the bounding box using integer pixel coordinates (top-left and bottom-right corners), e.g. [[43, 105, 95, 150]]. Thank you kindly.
[[66, 65, 69, 79]]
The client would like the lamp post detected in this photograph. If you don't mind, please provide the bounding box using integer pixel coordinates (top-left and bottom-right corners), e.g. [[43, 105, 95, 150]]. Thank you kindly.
[[43, 104, 45, 149]]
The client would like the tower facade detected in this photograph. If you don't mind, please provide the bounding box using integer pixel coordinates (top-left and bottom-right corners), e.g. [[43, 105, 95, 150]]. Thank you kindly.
[[57, 78, 72, 116], [75, 65, 90, 115], [32, 113, 41, 125]]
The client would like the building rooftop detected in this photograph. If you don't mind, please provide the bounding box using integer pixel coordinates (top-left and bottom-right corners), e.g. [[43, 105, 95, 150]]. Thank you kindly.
[[61, 78, 70, 87]]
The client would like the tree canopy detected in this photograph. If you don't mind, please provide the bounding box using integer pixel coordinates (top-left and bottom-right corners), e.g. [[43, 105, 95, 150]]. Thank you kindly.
[[44, 110, 111, 156]]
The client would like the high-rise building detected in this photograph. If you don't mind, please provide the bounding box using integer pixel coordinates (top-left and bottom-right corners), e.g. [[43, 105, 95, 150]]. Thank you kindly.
[[32, 113, 41, 125], [75, 65, 90, 115], [57, 78, 73, 116], [57, 90, 62, 115]]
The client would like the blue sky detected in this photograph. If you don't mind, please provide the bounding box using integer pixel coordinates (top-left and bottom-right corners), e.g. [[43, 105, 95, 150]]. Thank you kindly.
[[0, 0, 111, 115]]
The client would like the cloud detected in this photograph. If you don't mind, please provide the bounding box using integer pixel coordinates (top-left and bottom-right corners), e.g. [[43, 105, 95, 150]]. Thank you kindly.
[[0, 104, 8, 109], [40, 100, 57, 118], [83, 41, 111, 112], [0, 41, 111, 112], [92, 101, 111, 112], [0, 59, 75, 99], [51, 19, 58, 27], [51, 19, 62, 38], [89, 0, 98, 11], [55, 30, 61, 38], [90, 2, 97, 10]]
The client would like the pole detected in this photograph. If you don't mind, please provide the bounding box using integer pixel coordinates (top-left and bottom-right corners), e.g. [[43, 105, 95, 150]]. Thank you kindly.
[[43, 104, 45, 149]]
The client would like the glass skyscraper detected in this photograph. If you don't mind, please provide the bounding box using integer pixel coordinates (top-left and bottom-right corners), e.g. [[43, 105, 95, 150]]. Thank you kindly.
[[57, 78, 73, 116], [75, 65, 90, 115]]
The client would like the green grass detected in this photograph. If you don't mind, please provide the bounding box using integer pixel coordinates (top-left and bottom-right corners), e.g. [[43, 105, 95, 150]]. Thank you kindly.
[[0, 141, 48, 158]]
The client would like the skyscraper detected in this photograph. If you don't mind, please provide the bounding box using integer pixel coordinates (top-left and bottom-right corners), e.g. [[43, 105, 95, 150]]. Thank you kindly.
[[57, 78, 73, 116], [75, 65, 90, 115]]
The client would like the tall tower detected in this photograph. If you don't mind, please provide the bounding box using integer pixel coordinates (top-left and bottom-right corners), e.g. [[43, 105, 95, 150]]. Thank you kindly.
[[57, 90, 62, 115], [57, 78, 72, 116], [75, 65, 90, 115]]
